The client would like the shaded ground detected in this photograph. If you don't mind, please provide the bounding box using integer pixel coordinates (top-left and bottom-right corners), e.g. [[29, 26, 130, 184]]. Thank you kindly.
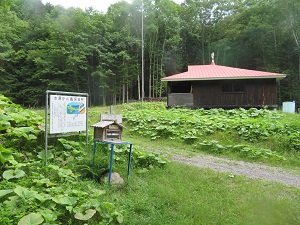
[[172, 155, 300, 188]]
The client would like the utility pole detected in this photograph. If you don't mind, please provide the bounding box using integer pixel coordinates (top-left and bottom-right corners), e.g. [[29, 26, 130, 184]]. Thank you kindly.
[[141, 0, 145, 101]]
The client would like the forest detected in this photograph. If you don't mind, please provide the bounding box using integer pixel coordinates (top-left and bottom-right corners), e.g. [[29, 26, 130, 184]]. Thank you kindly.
[[0, 0, 300, 107]]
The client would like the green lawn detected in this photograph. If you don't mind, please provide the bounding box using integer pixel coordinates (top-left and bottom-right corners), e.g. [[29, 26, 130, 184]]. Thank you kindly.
[[102, 161, 300, 225]]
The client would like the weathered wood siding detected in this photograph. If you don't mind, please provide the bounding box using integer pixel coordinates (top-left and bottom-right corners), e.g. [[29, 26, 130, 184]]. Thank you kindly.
[[192, 79, 277, 108], [168, 93, 194, 107]]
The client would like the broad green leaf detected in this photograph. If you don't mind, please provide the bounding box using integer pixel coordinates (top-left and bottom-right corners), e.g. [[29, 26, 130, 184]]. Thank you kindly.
[[91, 189, 106, 197], [39, 209, 57, 223], [34, 178, 55, 187], [0, 113, 11, 122], [3, 169, 26, 180], [28, 134, 37, 140], [66, 205, 73, 213], [18, 213, 44, 225], [0, 144, 13, 164], [14, 186, 36, 200], [111, 211, 124, 223], [89, 199, 102, 208], [116, 213, 124, 223], [34, 193, 51, 203], [0, 189, 14, 198], [57, 138, 67, 144], [52, 196, 78, 205], [4, 106, 18, 113], [37, 151, 54, 160], [62, 144, 73, 150], [71, 189, 88, 197], [58, 168, 74, 178], [74, 209, 96, 220], [0, 120, 11, 131], [9, 113, 27, 125], [47, 165, 59, 170]]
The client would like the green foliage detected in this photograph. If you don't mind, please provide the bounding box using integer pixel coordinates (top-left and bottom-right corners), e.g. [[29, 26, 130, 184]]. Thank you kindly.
[[0, 97, 170, 224], [3, 169, 26, 180], [0, 94, 43, 150], [0, 189, 14, 198], [134, 150, 169, 169], [123, 107, 300, 161], [0, 157, 126, 224], [196, 140, 285, 160], [122, 102, 166, 111], [74, 209, 96, 221], [93, 143, 169, 173], [0, 144, 13, 164], [18, 213, 44, 225]]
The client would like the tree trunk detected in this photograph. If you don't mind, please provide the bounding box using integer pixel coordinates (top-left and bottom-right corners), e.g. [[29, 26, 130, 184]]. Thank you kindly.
[[102, 90, 106, 107], [126, 83, 129, 103], [159, 39, 166, 98], [290, 16, 300, 79], [201, 21, 205, 65], [138, 74, 141, 100], [122, 82, 125, 104], [113, 93, 116, 105]]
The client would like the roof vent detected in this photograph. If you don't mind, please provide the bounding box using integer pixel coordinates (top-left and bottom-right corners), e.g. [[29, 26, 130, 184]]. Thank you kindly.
[[211, 52, 215, 65]]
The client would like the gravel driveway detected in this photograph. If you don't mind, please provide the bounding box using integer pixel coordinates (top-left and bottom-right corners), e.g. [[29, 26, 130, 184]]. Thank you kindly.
[[172, 155, 300, 188]]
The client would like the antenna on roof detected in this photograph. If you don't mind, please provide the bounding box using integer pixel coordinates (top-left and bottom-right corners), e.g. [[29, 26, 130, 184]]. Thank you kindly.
[[211, 52, 215, 65]]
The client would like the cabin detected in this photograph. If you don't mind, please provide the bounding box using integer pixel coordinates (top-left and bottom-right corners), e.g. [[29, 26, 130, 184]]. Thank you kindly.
[[161, 61, 286, 109]]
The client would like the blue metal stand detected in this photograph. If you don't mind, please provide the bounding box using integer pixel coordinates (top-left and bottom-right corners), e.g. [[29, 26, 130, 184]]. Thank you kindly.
[[92, 140, 133, 187]]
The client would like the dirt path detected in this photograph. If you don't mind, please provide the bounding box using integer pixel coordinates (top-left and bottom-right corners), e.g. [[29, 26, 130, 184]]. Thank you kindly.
[[172, 155, 300, 188]]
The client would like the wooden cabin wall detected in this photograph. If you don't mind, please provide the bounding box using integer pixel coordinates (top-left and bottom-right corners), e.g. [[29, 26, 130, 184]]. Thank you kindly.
[[192, 79, 277, 108]]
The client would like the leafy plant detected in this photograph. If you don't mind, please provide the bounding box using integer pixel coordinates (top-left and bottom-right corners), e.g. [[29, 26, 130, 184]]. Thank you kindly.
[[0, 144, 13, 165], [2, 169, 26, 180], [0, 95, 43, 152], [195, 140, 285, 160], [18, 213, 44, 225]]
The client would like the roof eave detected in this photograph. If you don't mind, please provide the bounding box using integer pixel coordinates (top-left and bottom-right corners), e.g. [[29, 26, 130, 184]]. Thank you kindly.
[[161, 76, 286, 82]]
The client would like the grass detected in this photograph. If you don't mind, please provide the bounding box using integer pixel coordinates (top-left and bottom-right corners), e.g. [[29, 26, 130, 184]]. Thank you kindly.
[[102, 161, 300, 225]]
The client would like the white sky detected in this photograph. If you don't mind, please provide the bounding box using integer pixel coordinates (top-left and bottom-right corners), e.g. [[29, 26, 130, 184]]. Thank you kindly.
[[41, 0, 184, 13]]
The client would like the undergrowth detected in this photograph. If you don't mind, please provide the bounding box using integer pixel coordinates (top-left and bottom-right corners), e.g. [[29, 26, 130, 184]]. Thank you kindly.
[[1, 97, 300, 224], [0, 95, 168, 224], [122, 104, 300, 167]]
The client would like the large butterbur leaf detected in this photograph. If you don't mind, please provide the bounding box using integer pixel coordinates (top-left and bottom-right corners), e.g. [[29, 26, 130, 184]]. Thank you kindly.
[[52, 195, 79, 205], [0, 113, 11, 131], [74, 209, 96, 221], [0, 144, 13, 164], [3, 169, 25, 180], [39, 209, 58, 223], [0, 189, 14, 198], [10, 127, 37, 140], [18, 213, 44, 225], [0, 120, 10, 131]]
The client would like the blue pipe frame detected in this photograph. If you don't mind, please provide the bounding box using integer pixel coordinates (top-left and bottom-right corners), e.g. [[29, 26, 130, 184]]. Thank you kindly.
[[92, 140, 133, 188]]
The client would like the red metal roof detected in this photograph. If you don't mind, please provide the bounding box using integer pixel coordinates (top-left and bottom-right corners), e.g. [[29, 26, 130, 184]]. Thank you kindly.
[[161, 65, 286, 81]]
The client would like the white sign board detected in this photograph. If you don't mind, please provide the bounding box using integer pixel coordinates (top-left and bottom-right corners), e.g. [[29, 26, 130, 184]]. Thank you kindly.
[[50, 95, 87, 134]]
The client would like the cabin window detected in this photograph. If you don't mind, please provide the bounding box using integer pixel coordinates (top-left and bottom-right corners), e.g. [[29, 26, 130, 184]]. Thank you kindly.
[[222, 81, 245, 93], [170, 82, 192, 93]]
